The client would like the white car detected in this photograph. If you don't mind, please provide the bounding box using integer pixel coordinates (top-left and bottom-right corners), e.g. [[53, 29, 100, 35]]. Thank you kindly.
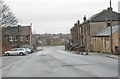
[[24, 48, 32, 53], [4, 48, 28, 56]]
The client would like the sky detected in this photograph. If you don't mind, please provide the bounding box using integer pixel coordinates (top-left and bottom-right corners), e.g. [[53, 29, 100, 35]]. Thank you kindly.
[[4, 0, 119, 34]]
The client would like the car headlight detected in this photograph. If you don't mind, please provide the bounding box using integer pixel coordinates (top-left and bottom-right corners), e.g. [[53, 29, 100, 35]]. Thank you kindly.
[[4, 52, 7, 54], [4, 51, 9, 54]]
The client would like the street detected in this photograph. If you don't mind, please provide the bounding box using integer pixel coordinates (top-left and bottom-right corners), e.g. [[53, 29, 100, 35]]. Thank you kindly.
[[1, 46, 118, 77]]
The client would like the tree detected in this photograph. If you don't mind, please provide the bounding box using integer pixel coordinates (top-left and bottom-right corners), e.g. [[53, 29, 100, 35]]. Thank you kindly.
[[0, 0, 18, 26], [0, 0, 18, 55]]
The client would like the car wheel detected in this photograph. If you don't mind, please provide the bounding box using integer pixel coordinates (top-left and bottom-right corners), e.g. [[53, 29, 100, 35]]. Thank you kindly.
[[86, 53, 89, 55], [6, 53, 10, 56], [81, 52, 83, 55], [19, 52, 24, 56]]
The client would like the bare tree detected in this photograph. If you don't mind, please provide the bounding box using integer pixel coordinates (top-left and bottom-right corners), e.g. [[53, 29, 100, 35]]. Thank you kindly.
[[0, 0, 18, 55], [0, 0, 18, 26]]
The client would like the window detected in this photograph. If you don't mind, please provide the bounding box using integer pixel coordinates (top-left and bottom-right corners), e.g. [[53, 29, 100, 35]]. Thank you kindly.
[[9, 36, 13, 41], [104, 38, 106, 48], [101, 38, 104, 47], [19, 48, 24, 51], [107, 23, 111, 27], [106, 37, 109, 41], [93, 39, 95, 47], [26, 36, 29, 41], [94, 38, 96, 47], [5, 36, 7, 39], [15, 36, 18, 41], [11, 48, 17, 51], [10, 43, 13, 46]]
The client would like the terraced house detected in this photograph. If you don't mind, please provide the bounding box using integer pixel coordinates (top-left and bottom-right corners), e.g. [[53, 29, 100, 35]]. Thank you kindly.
[[92, 25, 120, 54], [70, 7, 120, 54]]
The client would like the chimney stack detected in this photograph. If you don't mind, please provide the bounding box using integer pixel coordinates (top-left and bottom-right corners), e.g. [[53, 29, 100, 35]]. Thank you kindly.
[[83, 15, 86, 22]]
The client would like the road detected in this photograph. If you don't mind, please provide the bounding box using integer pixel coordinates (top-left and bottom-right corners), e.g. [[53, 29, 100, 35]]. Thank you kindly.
[[1, 46, 118, 77]]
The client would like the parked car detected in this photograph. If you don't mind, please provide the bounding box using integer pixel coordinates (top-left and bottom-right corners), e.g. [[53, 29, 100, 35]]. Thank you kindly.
[[21, 44, 34, 52], [24, 48, 32, 53], [4, 48, 28, 56]]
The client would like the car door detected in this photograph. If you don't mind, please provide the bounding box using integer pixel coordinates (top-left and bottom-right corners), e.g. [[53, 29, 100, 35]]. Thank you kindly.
[[10, 48, 18, 55], [15, 48, 21, 55]]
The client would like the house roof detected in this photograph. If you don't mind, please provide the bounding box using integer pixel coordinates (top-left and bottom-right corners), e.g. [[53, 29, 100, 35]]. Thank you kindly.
[[89, 8, 120, 22], [2, 26, 31, 35], [96, 25, 120, 36]]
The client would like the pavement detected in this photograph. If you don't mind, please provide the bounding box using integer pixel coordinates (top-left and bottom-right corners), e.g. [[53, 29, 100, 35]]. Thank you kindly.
[[89, 52, 118, 59], [67, 51, 119, 59], [103, 54, 118, 59]]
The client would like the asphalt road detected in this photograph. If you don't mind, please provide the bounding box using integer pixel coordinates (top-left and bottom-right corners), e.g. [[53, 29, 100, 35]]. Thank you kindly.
[[1, 46, 118, 77]]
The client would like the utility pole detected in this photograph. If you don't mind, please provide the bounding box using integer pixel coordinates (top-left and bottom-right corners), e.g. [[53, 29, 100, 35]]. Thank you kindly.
[[30, 23, 32, 45], [17, 25, 20, 48], [0, 24, 2, 57], [88, 20, 91, 54], [110, 0, 113, 54]]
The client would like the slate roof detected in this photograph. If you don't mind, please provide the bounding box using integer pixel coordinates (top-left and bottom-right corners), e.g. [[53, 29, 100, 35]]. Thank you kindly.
[[89, 8, 120, 22], [2, 26, 31, 35], [95, 25, 120, 36]]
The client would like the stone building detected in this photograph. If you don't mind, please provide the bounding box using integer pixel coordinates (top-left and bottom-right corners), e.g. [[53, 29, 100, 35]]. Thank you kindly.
[[70, 7, 120, 54], [2, 25, 32, 53], [92, 25, 120, 54], [89, 7, 120, 36], [70, 20, 81, 46]]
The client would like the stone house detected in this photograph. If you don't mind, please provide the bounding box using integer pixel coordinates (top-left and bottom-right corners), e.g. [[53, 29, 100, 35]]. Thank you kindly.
[[70, 7, 120, 54], [70, 20, 81, 46], [89, 7, 120, 36], [2, 25, 32, 53], [92, 25, 120, 54], [85, 7, 120, 53]]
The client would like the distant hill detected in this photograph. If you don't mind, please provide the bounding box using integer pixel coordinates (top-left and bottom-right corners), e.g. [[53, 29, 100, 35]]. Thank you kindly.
[[32, 33, 71, 46]]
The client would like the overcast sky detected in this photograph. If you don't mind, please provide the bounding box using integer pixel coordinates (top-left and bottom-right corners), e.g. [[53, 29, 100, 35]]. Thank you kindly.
[[4, 0, 119, 34]]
